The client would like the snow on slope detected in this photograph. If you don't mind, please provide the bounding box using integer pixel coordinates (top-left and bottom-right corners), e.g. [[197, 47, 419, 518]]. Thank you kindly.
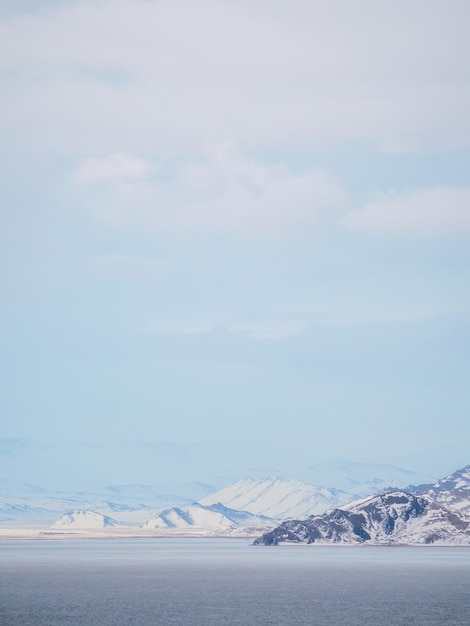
[[255, 491, 470, 546], [199, 477, 351, 519], [0, 496, 158, 526], [255, 465, 470, 546], [431, 464, 470, 491], [51, 510, 124, 529], [343, 491, 470, 544], [0, 496, 91, 525], [410, 464, 470, 519], [141, 502, 272, 530]]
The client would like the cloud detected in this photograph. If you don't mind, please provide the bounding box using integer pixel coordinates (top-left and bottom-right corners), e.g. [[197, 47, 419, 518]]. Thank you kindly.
[[344, 187, 470, 236], [75, 153, 152, 184], [1, 0, 469, 154], [74, 145, 346, 234]]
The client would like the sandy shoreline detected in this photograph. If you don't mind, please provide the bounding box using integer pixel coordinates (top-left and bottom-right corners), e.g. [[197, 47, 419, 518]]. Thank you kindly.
[[0, 527, 261, 540]]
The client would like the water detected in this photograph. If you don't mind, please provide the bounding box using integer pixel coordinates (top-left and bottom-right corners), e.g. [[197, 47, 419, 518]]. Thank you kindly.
[[1, 539, 469, 625]]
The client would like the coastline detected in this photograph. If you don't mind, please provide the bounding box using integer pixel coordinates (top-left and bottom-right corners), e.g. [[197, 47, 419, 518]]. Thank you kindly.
[[0, 527, 264, 540]]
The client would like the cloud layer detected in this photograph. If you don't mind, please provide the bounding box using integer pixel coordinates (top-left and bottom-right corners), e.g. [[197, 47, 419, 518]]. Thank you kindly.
[[74, 146, 346, 234], [345, 187, 470, 235], [1, 0, 469, 154], [75, 153, 153, 184]]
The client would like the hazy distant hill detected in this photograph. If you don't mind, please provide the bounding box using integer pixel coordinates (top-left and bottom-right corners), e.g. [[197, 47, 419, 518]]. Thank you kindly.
[[301, 460, 436, 497], [0, 461, 452, 533]]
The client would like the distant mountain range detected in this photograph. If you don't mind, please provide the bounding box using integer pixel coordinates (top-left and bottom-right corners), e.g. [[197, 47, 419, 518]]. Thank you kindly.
[[0, 462, 432, 528], [254, 465, 470, 546], [300, 460, 435, 497], [49, 502, 271, 536], [1, 461, 468, 542]]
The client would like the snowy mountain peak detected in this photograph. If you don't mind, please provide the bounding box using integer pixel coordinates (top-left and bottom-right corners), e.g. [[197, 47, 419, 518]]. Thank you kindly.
[[140, 502, 271, 531], [432, 465, 470, 491]]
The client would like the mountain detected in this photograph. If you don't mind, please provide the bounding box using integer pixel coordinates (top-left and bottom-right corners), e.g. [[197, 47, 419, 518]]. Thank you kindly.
[[430, 464, 470, 491], [254, 465, 470, 546], [407, 464, 470, 494], [199, 477, 351, 519], [141, 502, 272, 532], [51, 511, 124, 530], [0, 463, 459, 533], [0, 497, 94, 525], [408, 464, 470, 519], [45, 502, 273, 537], [0, 459, 436, 527], [0, 502, 52, 524], [0, 493, 159, 526], [0, 479, 195, 526]]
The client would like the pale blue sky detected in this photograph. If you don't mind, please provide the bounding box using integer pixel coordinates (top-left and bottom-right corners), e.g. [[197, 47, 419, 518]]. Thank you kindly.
[[1, 0, 469, 491]]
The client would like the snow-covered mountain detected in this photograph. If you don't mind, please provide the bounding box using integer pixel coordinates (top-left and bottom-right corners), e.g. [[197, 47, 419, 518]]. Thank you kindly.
[[0, 494, 158, 526], [254, 465, 470, 546], [1, 463, 462, 534], [0, 501, 51, 524], [0, 497, 91, 525], [408, 464, 470, 519], [141, 502, 272, 531], [199, 477, 351, 519], [46, 502, 273, 536], [51, 511, 124, 530], [0, 478, 193, 526], [407, 464, 470, 494]]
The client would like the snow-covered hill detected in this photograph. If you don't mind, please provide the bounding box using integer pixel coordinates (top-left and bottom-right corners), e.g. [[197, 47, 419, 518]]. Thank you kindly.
[[2, 463, 463, 534], [199, 477, 351, 519], [408, 464, 470, 519], [199, 465, 439, 523], [0, 495, 159, 526], [51, 510, 124, 529], [141, 502, 272, 531], [254, 465, 470, 546]]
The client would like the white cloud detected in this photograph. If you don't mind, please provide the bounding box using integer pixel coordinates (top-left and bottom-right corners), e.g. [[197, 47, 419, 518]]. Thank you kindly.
[[74, 145, 345, 234], [75, 153, 152, 184], [1, 0, 469, 154], [344, 187, 470, 235]]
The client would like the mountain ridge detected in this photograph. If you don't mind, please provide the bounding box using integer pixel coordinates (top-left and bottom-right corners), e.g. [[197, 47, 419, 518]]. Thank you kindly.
[[1, 462, 464, 539], [254, 465, 470, 546]]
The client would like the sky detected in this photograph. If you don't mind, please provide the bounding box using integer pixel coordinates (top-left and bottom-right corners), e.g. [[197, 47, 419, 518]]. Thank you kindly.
[[1, 0, 470, 493]]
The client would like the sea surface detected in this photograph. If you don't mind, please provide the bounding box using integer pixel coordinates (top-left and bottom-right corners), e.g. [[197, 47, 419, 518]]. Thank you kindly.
[[1, 538, 469, 625]]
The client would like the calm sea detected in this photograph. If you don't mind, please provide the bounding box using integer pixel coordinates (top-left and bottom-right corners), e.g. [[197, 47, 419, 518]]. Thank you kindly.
[[1, 538, 469, 625]]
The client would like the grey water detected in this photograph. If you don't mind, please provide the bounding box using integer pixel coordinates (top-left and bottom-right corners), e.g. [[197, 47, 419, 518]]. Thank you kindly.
[[1, 539, 469, 625]]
